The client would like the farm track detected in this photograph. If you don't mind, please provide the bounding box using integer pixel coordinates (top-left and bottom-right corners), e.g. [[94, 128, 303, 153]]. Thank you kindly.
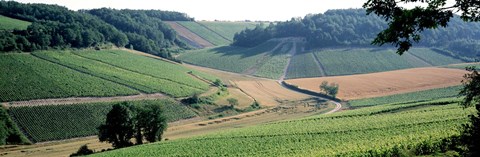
[[311, 52, 327, 76], [1, 93, 167, 107], [195, 22, 232, 42], [278, 42, 297, 82], [165, 21, 214, 48]]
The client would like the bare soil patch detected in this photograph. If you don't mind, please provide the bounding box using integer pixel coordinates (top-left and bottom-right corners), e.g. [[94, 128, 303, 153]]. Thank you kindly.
[[286, 67, 466, 100]]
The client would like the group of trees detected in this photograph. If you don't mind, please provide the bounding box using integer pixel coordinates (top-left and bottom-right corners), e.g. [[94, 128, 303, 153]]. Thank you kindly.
[[98, 102, 167, 149], [0, 1, 193, 59], [233, 9, 480, 58]]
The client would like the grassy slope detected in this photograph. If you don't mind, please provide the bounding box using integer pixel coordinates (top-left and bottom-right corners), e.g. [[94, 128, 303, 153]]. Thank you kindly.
[[9, 99, 196, 142], [0, 54, 138, 102], [92, 98, 472, 156], [179, 40, 279, 73], [197, 21, 257, 40], [408, 48, 465, 66], [177, 21, 231, 46], [286, 51, 323, 79], [33, 50, 203, 97], [0, 15, 31, 30]]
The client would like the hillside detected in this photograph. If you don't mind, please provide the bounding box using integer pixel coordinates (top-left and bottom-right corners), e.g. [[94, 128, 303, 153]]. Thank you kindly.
[[0, 15, 31, 30], [179, 39, 467, 80], [0, 49, 215, 102], [91, 96, 473, 156]]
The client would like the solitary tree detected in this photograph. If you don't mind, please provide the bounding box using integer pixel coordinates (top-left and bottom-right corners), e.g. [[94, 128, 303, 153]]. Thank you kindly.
[[98, 102, 134, 149], [363, 0, 480, 55], [320, 81, 339, 98]]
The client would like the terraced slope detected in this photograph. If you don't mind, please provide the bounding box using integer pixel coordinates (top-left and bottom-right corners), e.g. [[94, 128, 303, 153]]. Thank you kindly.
[[0, 54, 138, 102], [0, 15, 31, 30], [9, 99, 196, 142], [92, 97, 472, 157]]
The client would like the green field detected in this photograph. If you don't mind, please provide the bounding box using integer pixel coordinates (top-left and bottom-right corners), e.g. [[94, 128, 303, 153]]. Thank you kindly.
[[0, 54, 138, 102], [349, 86, 462, 107], [9, 99, 196, 142], [253, 42, 293, 79], [197, 21, 257, 40], [179, 40, 280, 73], [0, 15, 31, 30], [313, 48, 464, 76], [177, 21, 231, 45], [92, 98, 472, 156], [73, 50, 210, 91], [408, 48, 465, 66], [286, 50, 324, 79], [33, 50, 204, 97]]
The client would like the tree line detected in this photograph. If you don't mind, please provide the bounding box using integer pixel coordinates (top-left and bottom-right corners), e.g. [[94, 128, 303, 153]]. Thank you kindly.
[[233, 9, 480, 59], [0, 1, 193, 59]]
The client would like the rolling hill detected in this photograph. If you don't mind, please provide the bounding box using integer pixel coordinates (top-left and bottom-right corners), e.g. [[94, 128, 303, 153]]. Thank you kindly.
[[0, 15, 31, 30]]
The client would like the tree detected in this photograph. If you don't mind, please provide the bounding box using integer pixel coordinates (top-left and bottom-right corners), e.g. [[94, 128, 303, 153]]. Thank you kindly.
[[134, 104, 168, 144], [319, 81, 339, 98], [459, 67, 480, 156], [70, 144, 94, 156], [227, 98, 239, 108], [98, 102, 135, 149], [363, 0, 480, 54]]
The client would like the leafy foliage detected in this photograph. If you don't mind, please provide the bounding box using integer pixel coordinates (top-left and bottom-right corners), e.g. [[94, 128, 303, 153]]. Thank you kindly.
[[0, 53, 138, 102], [319, 81, 339, 98], [98, 102, 135, 148], [8, 99, 195, 143]]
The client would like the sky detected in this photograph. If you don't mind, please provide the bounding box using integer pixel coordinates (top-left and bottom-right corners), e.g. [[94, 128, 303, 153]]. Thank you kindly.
[[13, 0, 367, 21]]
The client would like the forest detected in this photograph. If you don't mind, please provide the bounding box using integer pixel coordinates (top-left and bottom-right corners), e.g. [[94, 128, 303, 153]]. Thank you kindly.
[[0, 1, 192, 58], [233, 9, 480, 58]]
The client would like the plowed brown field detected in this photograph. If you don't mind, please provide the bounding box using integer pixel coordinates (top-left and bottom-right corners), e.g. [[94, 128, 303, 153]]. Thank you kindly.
[[285, 67, 467, 100]]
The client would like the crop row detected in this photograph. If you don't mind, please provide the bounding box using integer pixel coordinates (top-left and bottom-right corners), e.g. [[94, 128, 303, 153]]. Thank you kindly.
[[73, 50, 210, 90], [0, 54, 137, 102], [349, 86, 462, 107], [254, 42, 293, 79], [179, 40, 279, 73], [33, 51, 202, 97], [92, 99, 473, 156], [8, 99, 196, 142]]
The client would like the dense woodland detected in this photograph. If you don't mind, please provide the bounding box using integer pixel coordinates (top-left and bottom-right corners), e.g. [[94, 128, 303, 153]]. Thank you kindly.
[[0, 1, 192, 58], [233, 9, 480, 59]]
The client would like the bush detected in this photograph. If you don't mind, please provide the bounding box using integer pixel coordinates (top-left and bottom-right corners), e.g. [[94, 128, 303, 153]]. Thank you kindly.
[[70, 145, 94, 156]]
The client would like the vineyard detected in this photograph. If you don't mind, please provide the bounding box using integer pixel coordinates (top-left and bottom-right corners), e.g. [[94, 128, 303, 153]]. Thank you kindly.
[[73, 50, 211, 91], [0, 53, 138, 102], [179, 40, 280, 73], [286, 51, 324, 79], [91, 98, 473, 156], [349, 86, 462, 107], [33, 50, 204, 97], [176, 21, 231, 45], [197, 21, 257, 40], [8, 99, 196, 142], [253, 42, 293, 79], [408, 48, 466, 66], [0, 15, 31, 30]]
